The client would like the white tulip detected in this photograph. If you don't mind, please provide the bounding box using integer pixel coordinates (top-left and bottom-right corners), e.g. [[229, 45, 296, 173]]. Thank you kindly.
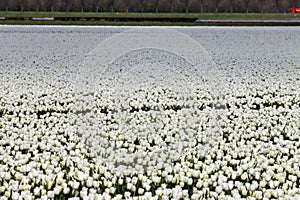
[[241, 172, 248, 181], [277, 189, 284, 197], [132, 177, 138, 185], [63, 187, 70, 194], [0, 172, 5, 179], [86, 177, 93, 187], [107, 181, 113, 188], [241, 186, 248, 196], [73, 181, 80, 190], [109, 187, 116, 194], [11, 183, 18, 192], [124, 191, 131, 198], [254, 171, 260, 180], [288, 175, 297, 182], [0, 186, 6, 193], [138, 188, 144, 195], [33, 187, 41, 196], [254, 191, 263, 199], [11, 192, 19, 200], [80, 188, 88, 198], [264, 190, 272, 198], [131, 185, 136, 192], [47, 191, 55, 199], [54, 186, 62, 195], [41, 195, 48, 200], [215, 185, 222, 194], [231, 172, 237, 180], [145, 183, 151, 191], [127, 182, 133, 190], [4, 172, 11, 180]]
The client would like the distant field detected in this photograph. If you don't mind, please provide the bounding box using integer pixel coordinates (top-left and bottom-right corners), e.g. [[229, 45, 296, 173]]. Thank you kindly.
[[0, 12, 299, 25]]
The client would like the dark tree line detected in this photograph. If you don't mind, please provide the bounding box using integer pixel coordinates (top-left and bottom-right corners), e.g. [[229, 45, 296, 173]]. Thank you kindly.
[[0, 0, 299, 13]]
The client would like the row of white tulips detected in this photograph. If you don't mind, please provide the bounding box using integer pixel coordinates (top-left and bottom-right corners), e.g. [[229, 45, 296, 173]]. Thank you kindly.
[[1, 68, 300, 199]]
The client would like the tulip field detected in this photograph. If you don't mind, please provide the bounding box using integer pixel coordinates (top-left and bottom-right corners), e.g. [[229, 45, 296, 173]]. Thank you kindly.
[[0, 26, 300, 199]]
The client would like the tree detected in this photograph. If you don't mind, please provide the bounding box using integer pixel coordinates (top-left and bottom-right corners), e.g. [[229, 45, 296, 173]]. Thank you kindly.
[[154, 0, 159, 13], [92, 0, 100, 12], [184, 0, 189, 13], [123, 0, 130, 12], [244, 0, 250, 13], [4, 0, 9, 11], [199, 0, 204, 13], [35, 0, 40, 11], [79, 0, 84, 12], [230, 0, 234, 13], [65, 0, 71, 12], [20, 0, 25, 12], [169, 0, 174, 12], [258, 0, 265, 13], [110, 0, 115, 12], [138, 0, 144, 13], [214, 0, 220, 13], [291, 0, 298, 9], [274, 0, 280, 12], [46, 0, 55, 12]]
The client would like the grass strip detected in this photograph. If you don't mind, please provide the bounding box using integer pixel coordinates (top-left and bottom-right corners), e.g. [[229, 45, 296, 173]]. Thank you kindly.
[[0, 12, 299, 20]]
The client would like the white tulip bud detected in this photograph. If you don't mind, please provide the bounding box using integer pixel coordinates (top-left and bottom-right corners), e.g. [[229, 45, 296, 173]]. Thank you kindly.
[[241, 186, 247, 196], [86, 177, 93, 187], [63, 187, 70, 195], [73, 181, 80, 190], [182, 189, 188, 197], [124, 192, 131, 198], [54, 186, 62, 195], [187, 178, 193, 185], [93, 181, 100, 188], [265, 190, 272, 198], [47, 191, 54, 199], [167, 175, 173, 182], [226, 181, 233, 190], [109, 187, 116, 194], [289, 175, 297, 182], [231, 172, 237, 180], [0, 186, 5, 193], [179, 181, 184, 188], [216, 186, 222, 194], [191, 193, 199, 200], [127, 182, 132, 190], [41, 195, 48, 200], [11, 192, 19, 200], [33, 187, 40, 196], [4, 189, 11, 198], [241, 172, 248, 181], [131, 185, 136, 192], [138, 188, 144, 195], [11, 184, 18, 192], [145, 184, 151, 191], [132, 177, 138, 185], [4, 172, 11, 180]]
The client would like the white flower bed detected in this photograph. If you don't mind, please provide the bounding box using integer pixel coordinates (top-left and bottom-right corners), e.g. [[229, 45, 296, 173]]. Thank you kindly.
[[0, 26, 299, 199]]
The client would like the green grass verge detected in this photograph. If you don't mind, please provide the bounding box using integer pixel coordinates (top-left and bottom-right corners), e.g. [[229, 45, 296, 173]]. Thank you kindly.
[[0, 20, 198, 26], [2, 20, 300, 26], [0, 11, 299, 20]]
